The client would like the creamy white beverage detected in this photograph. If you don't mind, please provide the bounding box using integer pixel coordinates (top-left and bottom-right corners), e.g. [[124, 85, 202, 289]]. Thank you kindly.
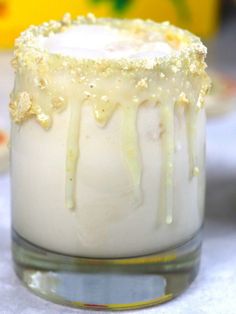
[[10, 14, 209, 258], [43, 23, 173, 59]]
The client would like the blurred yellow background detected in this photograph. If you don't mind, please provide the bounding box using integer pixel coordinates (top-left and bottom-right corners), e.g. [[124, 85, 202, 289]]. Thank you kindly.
[[0, 0, 219, 48]]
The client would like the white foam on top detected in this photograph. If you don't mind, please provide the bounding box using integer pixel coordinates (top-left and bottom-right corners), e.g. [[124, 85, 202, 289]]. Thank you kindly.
[[43, 24, 173, 60]]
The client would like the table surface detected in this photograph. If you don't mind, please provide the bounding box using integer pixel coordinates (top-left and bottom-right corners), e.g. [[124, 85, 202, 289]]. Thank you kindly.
[[1, 41, 236, 314]]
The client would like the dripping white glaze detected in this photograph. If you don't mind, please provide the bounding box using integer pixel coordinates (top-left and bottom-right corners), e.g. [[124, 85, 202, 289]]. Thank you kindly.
[[160, 104, 175, 224], [42, 25, 197, 223], [48, 24, 174, 213], [65, 101, 81, 209], [186, 105, 199, 180], [121, 104, 142, 207]]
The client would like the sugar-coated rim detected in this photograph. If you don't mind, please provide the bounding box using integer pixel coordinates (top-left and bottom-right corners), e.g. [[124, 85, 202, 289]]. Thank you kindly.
[[13, 13, 207, 71]]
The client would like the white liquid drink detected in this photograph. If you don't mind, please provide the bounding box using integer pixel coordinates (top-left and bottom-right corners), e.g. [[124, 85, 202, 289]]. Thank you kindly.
[[10, 14, 209, 259]]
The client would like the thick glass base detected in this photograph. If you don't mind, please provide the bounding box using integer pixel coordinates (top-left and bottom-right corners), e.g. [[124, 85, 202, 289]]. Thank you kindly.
[[12, 230, 202, 311]]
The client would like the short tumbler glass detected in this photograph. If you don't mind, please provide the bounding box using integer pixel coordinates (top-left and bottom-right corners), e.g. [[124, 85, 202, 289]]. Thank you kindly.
[[10, 15, 210, 310]]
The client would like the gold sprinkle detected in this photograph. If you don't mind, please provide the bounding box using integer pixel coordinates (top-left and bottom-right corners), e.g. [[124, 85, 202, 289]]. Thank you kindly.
[[165, 30, 182, 49], [11, 92, 32, 122], [177, 92, 190, 107], [52, 96, 66, 110], [35, 56, 45, 65], [37, 113, 51, 129], [136, 78, 148, 89], [34, 78, 48, 90], [18, 92, 32, 110], [87, 13, 96, 23], [62, 13, 71, 25]]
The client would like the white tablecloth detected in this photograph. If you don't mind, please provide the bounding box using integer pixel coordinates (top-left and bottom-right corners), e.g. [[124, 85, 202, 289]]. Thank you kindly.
[[1, 52, 236, 314]]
